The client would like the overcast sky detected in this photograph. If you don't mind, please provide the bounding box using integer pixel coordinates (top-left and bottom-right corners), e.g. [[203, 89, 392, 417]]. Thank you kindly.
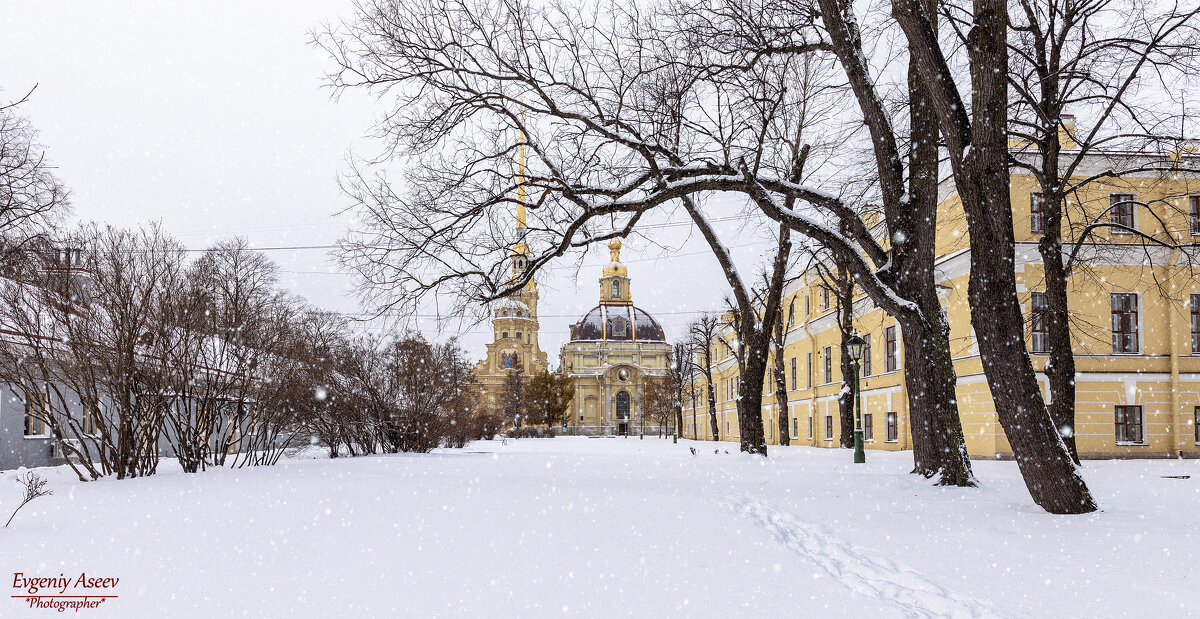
[[0, 1, 780, 363]]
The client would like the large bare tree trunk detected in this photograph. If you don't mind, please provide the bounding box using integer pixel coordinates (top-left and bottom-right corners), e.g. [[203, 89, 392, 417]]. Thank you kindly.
[[773, 308, 791, 447], [893, 0, 1095, 512], [1039, 201, 1081, 463], [736, 330, 770, 454], [816, 0, 974, 485], [703, 352, 719, 441], [895, 38, 974, 486], [836, 268, 854, 449]]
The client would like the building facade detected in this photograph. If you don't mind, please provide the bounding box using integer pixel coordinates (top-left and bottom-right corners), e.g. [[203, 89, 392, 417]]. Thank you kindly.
[[682, 144, 1200, 459], [559, 239, 672, 435]]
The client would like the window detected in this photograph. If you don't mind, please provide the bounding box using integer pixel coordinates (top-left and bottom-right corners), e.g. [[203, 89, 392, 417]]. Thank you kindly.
[[791, 417, 798, 439], [1114, 405, 1144, 444], [822, 287, 830, 310], [82, 398, 100, 436], [825, 415, 833, 440], [823, 346, 832, 384], [787, 301, 795, 328], [612, 280, 621, 297], [1192, 295, 1200, 354], [23, 390, 47, 436], [615, 391, 630, 420], [1031, 292, 1049, 354], [1194, 407, 1199, 444], [886, 412, 898, 442], [1110, 193, 1136, 233], [806, 353, 812, 388], [790, 358, 797, 390], [885, 326, 898, 372], [808, 416, 814, 439], [1111, 293, 1139, 354], [804, 296, 810, 316], [1030, 191, 1045, 233], [862, 334, 872, 376], [863, 413, 873, 441], [1191, 196, 1200, 235], [502, 331, 508, 339]]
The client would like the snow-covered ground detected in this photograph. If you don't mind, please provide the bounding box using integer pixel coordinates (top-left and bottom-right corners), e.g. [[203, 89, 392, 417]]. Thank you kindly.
[[1, 438, 1196, 618]]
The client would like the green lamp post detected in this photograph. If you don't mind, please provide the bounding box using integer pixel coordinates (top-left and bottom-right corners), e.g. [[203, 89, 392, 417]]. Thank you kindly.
[[846, 333, 866, 464]]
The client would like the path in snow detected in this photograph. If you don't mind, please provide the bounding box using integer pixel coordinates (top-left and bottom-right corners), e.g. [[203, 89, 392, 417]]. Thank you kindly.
[[725, 495, 1005, 619]]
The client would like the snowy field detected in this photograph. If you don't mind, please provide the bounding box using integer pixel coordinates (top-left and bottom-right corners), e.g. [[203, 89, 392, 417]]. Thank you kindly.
[[1, 437, 1197, 618]]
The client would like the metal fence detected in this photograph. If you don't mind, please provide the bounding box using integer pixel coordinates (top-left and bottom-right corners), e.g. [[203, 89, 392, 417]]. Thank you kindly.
[[560, 424, 675, 438]]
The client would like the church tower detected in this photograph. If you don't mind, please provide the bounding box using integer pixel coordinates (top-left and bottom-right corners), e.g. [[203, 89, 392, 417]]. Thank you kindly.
[[473, 124, 549, 411]]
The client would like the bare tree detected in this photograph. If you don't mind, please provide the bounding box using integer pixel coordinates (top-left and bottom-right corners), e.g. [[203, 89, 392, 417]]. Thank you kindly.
[[1007, 0, 1200, 463], [805, 246, 856, 449], [669, 342, 688, 439], [688, 313, 722, 441], [4, 472, 52, 528], [642, 375, 677, 437], [771, 298, 790, 447], [500, 367, 528, 429], [0, 88, 70, 248], [319, 0, 977, 478], [0, 224, 187, 480]]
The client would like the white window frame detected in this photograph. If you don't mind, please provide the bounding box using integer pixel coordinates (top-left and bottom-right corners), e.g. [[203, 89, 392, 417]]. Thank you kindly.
[[1110, 292, 1141, 355], [1114, 404, 1146, 445], [1031, 291, 1049, 354], [23, 385, 50, 438], [1109, 193, 1137, 235]]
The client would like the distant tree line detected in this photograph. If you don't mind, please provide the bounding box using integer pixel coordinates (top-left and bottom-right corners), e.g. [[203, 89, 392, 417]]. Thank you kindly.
[[0, 224, 492, 481]]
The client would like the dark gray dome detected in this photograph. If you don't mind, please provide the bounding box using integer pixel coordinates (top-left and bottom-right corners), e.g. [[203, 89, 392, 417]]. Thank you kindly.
[[570, 305, 666, 342]]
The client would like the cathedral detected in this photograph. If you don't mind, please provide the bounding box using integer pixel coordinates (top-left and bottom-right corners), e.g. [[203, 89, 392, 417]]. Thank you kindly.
[[474, 140, 671, 434], [471, 144, 550, 411], [559, 239, 671, 435]]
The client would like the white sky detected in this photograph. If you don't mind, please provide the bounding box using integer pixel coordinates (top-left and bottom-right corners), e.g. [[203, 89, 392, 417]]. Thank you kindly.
[[0, 1, 781, 364]]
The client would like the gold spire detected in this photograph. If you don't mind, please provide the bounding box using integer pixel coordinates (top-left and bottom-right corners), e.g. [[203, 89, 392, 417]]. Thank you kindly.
[[512, 109, 530, 258], [517, 109, 527, 229]]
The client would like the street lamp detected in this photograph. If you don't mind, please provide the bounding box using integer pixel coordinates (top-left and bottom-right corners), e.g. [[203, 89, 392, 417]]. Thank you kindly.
[[845, 333, 866, 464], [671, 397, 678, 444]]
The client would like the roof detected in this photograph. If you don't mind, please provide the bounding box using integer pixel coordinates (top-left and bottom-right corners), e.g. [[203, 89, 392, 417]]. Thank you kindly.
[[569, 305, 665, 342]]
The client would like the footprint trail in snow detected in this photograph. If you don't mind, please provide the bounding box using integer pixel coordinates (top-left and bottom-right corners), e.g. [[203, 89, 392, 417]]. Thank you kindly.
[[725, 496, 1006, 619]]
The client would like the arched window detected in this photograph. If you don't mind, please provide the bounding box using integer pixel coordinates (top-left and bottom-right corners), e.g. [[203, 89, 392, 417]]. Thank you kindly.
[[612, 280, 621, 297], [615, 391, 630, 420]]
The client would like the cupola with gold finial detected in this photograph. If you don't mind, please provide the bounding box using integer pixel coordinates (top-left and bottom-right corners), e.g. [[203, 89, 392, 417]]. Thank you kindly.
[[599, 238, 631, 305]]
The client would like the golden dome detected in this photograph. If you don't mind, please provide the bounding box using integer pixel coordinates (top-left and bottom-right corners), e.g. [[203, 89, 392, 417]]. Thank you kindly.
[[603, 238, 627, 277]]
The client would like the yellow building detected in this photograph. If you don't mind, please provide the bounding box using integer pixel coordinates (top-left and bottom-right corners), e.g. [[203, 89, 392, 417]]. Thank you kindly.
[[559, 239, 672, 435], [682, 143, 1200, 459]]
